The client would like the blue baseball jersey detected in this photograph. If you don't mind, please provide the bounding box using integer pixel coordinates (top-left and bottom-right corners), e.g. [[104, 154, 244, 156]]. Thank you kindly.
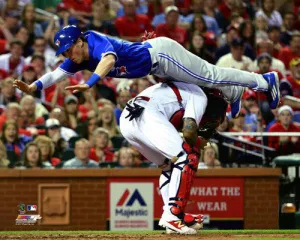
[[59, 31, 152, 78]]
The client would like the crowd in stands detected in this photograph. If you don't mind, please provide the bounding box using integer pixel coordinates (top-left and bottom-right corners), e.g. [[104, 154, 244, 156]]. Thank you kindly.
[[0, 0, 300, 170]]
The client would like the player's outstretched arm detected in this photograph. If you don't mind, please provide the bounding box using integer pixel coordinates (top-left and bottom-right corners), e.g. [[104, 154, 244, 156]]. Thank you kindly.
[[65, 54, 116, 93], [13, 68, 68, 93]]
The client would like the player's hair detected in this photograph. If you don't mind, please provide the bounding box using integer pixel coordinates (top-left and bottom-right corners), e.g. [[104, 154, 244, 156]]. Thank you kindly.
[[22, 142, 43, 168], [33, 135, 55, 157]]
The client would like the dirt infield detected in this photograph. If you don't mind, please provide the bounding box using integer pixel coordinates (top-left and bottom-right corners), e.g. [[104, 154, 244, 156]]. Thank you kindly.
[[1, 233, 300, 240]]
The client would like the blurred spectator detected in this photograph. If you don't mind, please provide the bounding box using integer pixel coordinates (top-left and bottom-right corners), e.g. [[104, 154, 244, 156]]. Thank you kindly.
[[45, 118, 66, 159], [216, 26, 256, 61], [278, 32, 300, 70], [56, 3, 79, 28], [48, 78, 73, 108], [281, 12, 296, 46], [114, 87, 132, 125], [33, 135, 61, 167], [189, 14, 216, 52], [93, 0, 117, 21], [268, 105, 300, 155], [64, 95, 80, 130], [216, 38, 253, 71], [203, 0, 218, 19], [96, 78, 117, 104], [21, 142, 53, 169], [117, 147, 135, 168], [117, 0, 148, 18], [156, 6, 188, 47], [0, 77, 18, 106], [98, 105, 120, 138], [1, 0, 19, 17], [267, 25, 282, 58], [0, 140, 9, 168], [255, 15, 269, 40], [78, 86, 99, 121], [198, 143, 221, 169], [239, 20, 256, 50], [25, 37, 56, 70], [0, 11, 20, 39], [286, 58, 300, 99], [189, 32, 214, 64], [77, 111, 99, 145], [0, 102, 20, 131], [254, 53, 282, 123], [21, 4, 43, 45], [20, 64, 37, 86], [89, 127, 114, 162], [255, 0, 283, 27], [14, 26, 31, 57], [45, 118, 77, 143], [250, 40, 286, 75], [242, 89, 263, 132], [62, 138, 99, 168], [0, 120, 31, 155], [184, 0, 220, 36], [30, 53, 47, 78], [115, 0, 152, 42], [49, 108, 67, 127], [216, 0, 249, 32], [0, 39, 24, 77], [20, 95, 47, 126], [86, 2, 118, 36], [137, 77, 150, 94], [151, 0, 185, 28]]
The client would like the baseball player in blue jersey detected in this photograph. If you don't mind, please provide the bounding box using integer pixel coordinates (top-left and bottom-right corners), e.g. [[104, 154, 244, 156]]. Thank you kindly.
[[13, 25, 280, 117]]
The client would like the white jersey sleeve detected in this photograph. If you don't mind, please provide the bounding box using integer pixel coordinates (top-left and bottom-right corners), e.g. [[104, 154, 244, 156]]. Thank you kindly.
[[183, 86, 208, 125], [34, 67, 69, 90]]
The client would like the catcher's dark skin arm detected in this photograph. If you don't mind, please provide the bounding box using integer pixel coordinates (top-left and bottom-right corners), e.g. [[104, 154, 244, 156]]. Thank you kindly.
[[183, 118, 208, 151], [182, 118, 198, 146]]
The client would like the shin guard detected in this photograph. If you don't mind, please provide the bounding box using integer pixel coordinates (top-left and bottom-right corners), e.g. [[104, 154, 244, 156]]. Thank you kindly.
[[169, 142, 199, 219]]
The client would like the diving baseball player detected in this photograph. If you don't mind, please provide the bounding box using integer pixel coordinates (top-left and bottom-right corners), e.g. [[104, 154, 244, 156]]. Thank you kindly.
[[119, 81, 228, 234], [13, 25, 280, 118]]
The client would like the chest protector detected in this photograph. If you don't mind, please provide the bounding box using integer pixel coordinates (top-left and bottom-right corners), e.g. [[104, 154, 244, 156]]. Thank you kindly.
[[167, 82, 185, 131], [167, 82, 228, 131]]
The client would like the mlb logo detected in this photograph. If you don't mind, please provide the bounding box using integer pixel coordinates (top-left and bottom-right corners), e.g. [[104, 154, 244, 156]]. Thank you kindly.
[[27, 205, 37, 211]]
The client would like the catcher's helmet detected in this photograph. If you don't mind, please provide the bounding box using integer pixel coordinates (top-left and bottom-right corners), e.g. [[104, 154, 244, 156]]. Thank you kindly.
[[54, 25, 82, 56]]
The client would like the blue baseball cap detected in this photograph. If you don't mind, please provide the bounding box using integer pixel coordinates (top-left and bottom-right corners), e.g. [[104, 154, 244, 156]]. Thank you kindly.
[[54, 25, 82, 56]]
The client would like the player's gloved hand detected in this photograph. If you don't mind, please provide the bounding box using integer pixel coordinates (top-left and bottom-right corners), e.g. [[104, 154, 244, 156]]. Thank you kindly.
[[65, 83, 89, 93], [13, 80, 37, 94]]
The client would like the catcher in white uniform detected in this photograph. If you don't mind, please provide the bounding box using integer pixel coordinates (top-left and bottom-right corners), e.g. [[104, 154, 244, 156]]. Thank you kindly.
[[120, 81, 228, 234]]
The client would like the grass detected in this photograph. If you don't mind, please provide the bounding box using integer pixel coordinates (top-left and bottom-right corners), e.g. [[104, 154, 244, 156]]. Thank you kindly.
[[0, 230, 300, 235]]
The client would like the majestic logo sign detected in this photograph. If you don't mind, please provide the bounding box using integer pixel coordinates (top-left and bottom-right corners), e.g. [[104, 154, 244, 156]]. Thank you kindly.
[[117, 189, 146, 207], [110, 182, 153, 230]]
